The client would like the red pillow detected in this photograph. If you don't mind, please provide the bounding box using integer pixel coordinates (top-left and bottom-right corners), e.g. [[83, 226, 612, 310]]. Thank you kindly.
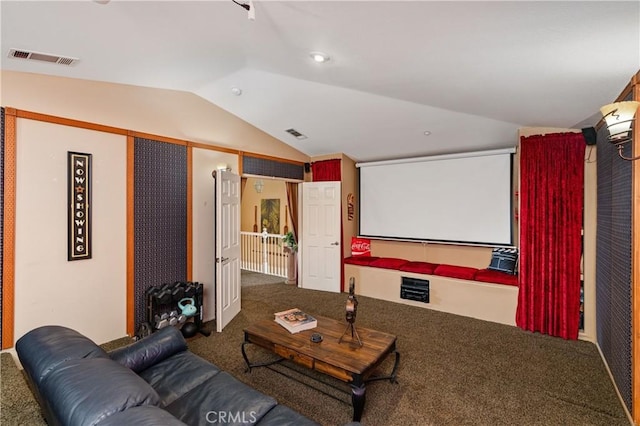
[[369, 258, 409, 270], [344, 256, 380, 266], [398, 261, 439, 275], [433, 264, 478, 280], [351, 237, 372, 257], [474, 269, 519, 286]]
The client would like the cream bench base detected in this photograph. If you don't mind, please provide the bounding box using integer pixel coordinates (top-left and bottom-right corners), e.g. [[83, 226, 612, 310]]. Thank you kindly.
[[345, 264, 518, 326]]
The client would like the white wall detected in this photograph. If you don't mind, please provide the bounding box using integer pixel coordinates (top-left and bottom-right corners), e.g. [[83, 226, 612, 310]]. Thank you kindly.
[[191, 148, 239, 322], [14, 119, 127, 345]]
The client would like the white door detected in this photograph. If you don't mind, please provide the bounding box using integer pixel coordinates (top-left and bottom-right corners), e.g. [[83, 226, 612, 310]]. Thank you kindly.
[[214, 169, 241, 332], [301, 181, 341, 293]]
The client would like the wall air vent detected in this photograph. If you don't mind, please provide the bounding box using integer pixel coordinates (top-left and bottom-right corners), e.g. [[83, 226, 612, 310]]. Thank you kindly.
[[285, 128, 308, 140], [8, 48, 79, 66]]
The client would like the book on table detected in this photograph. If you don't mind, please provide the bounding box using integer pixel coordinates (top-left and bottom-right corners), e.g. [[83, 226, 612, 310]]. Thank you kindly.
[[274, 308, 317, 334]]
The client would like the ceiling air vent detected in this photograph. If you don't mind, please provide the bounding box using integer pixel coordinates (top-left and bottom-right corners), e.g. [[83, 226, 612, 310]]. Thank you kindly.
[[8, 48, 79, 66], [285, 128, 308, 140]]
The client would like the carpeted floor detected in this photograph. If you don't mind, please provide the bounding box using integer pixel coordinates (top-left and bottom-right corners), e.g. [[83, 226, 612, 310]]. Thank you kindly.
[[241, 270, 287, 287], [1, 283, 631, 426]]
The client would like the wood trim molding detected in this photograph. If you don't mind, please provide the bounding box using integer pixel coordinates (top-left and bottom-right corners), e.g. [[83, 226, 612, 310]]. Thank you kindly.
[[186, 146, 193, 281], [129, 130, 187, 146], [16, 110, 127, 136], [126, 135, 135, 337], [10, 107, 305, 168], [614, 70, 639, 103], [2, 109, 17, 349], [631, 76, 640, 423], [189, 141, 238, 155]]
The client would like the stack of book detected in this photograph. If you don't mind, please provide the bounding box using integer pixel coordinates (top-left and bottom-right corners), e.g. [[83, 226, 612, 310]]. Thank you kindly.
[[274, 308, 317, 334]]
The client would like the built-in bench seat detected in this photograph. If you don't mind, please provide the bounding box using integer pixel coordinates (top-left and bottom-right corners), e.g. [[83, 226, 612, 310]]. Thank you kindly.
[[344, 256, 519, 326]]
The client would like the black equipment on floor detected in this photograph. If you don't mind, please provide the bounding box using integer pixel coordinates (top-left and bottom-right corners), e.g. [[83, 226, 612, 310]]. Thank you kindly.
[[139, 281, 211, 339]]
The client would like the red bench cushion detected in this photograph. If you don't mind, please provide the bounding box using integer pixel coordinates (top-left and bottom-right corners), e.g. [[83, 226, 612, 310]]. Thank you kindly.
[[369, 257, 409, 270], [474, 269, 519, 286], [344, 256, 380, 266], [398, 261, 439, 275], [433, 264, 479, 280]]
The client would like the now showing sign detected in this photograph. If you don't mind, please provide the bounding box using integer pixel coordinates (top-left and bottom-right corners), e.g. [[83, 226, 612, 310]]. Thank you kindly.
[[68, 152, 92, 261]]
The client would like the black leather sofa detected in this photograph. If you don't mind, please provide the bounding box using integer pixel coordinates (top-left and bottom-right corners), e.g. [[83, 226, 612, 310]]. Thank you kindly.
[[16, 325, 319, 426]]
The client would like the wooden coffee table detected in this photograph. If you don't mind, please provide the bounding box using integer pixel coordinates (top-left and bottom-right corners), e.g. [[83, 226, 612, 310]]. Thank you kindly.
[[241, 315, 399, 421]]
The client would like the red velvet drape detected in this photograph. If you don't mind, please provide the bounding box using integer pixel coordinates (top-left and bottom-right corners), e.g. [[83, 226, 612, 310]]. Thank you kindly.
[[311, 159, 341, 181], [516, 132, 585, 340]]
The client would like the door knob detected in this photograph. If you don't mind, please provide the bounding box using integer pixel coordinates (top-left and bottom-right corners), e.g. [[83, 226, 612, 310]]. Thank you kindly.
[[330, 242, 339, 246]]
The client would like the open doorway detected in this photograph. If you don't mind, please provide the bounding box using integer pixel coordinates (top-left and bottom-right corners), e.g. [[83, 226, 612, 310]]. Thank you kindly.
[[240, 177, 299, 287]]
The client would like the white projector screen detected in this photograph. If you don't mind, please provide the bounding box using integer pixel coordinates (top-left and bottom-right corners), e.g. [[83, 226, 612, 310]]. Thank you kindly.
[[358, 149, 514, 246]]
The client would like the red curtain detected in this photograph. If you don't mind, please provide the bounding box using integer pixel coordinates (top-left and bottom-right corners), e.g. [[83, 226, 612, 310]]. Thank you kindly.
[[312, 159, 341, 181], [516, 132, 585, 340]]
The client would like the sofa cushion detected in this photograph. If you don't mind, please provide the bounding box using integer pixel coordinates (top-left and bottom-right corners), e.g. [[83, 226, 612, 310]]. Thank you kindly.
[[166, 371, 277, 425], [474, 268, 519, 286], [487, 248, 519, 275], [40, 357, 160, 426], [139, 351, 221, 407], [258, 404, 320, 426], [16, 325, 109, 389], [398, 261, 439, 275], [433, 264, 479, 280], [369, 257, 409, 270], [96, 405, 187, 426], [344, 256, 380, 266], [109, 326, 187, 373]]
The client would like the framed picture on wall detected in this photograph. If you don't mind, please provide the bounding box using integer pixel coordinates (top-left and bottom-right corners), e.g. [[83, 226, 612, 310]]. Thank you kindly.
[[261, 198, 280, 234]]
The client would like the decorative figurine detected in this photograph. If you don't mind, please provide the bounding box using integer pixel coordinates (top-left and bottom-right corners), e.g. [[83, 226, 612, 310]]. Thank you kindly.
[[339, 277, 362, 347]]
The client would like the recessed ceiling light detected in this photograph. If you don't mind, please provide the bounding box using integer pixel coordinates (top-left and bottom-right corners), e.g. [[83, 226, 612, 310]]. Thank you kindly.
[[231, 87, 242, 96], [423, 131, 432, 136], [309, 51, 330, 63]]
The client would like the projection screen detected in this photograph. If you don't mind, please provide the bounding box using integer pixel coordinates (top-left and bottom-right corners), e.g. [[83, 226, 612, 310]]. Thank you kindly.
[[357, 149, 514, 246]]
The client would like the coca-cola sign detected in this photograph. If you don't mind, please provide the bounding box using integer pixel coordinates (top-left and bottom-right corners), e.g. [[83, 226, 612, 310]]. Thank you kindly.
[[351, 237, 371, 257]]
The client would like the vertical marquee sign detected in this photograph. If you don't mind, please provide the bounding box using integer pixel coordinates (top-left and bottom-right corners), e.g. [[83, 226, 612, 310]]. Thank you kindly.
[[68, 152, 92, 261]]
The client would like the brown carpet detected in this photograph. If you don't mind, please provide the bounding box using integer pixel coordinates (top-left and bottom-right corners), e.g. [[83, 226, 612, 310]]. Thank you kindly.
[[241, 270, 287, 287], [1, 283, 630, 426]]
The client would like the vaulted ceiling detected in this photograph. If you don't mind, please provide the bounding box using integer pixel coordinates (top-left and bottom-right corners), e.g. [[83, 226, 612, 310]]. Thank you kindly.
[[1, 1, 638, 161]]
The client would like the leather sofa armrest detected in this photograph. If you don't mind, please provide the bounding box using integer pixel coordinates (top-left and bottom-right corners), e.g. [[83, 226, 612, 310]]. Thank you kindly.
[[109, 326, 187, 373], [16, 325, 109, 389], [41, 358, 160, 426]]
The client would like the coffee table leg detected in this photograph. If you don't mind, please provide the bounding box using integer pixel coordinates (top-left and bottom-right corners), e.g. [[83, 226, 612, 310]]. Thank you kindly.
[[241, 341, 285, 373], [241, 341, 253, 372], [351, 383, 366, 422]]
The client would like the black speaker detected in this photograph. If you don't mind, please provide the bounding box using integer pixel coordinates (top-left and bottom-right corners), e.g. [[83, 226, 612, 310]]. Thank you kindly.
[[582, 127, 597, 145], [304, 162, 311, 173]]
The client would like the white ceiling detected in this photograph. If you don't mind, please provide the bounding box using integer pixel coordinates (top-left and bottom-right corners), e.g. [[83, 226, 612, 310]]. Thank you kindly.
[[1, 1, 639, 162]]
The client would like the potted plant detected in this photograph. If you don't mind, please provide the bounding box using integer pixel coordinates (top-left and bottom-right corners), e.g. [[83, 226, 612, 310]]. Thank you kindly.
[[282, 231, 297, 285], [282, 231, 298, 252]]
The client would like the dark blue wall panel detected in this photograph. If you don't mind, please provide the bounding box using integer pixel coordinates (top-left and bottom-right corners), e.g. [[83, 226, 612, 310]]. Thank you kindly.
[[134, 138, 187, 331], [596, 117, 632, 412], [243, 155, 304, 180]]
